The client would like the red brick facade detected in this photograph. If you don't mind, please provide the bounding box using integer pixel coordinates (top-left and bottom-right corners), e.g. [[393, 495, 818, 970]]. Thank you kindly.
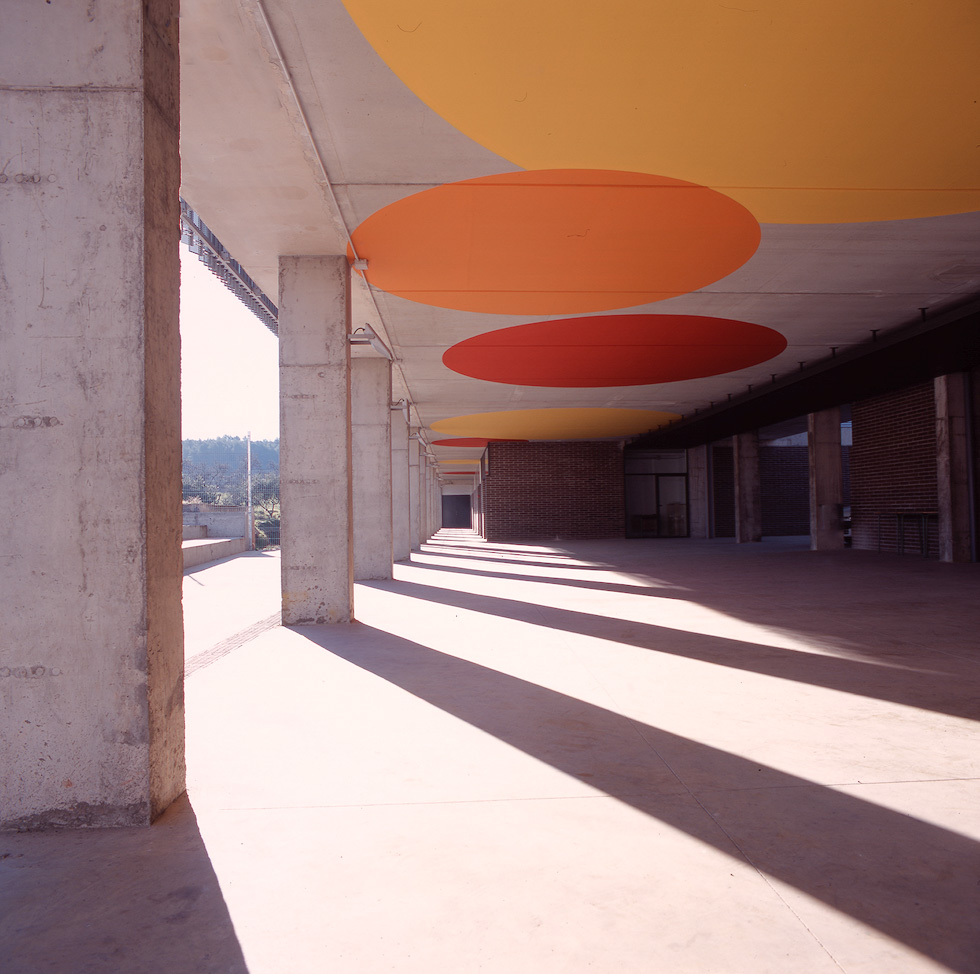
[[482, 441, 625, 541], [850, 382, 938, 555]]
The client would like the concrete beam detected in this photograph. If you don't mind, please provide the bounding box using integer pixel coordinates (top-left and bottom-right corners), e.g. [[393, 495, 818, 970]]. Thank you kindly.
[[352, 358, 393, 580], [808, 407, 845, 550], [279, 256, 353, 623], [0, 0, 183, 828], [935, 373, 973, 562], [734, 431, 762, 543]]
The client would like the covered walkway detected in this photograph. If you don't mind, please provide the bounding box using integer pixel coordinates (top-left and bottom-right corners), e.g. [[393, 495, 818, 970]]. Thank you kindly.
[[3, 534, 979, 973]]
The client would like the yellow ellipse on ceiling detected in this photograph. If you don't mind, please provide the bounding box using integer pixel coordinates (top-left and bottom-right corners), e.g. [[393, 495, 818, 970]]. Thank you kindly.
[[431, 408, 681, 440], [342, 0, 980, 223]]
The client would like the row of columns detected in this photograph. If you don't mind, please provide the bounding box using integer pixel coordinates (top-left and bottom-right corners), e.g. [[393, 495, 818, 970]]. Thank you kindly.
[[695, 407, 861, 551], [730, 409, 843, 549], [278, 255, 443, 624], [688, 387, 972, 562]]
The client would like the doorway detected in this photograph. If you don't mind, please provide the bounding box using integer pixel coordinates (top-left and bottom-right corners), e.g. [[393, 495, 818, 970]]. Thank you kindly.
[[625, 452, 688, 538], [442, 494, 472, 529]]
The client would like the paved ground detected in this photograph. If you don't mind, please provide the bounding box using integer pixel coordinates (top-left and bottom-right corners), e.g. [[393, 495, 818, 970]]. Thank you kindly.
[[2, 533, 979, 973]]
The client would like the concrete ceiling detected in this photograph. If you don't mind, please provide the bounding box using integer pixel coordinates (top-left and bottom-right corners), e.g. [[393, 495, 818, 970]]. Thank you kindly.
[[179, 0, 980, 480]]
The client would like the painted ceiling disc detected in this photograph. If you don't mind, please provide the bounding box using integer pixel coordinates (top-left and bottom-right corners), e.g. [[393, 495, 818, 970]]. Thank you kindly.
[[349, 169, 759, 315], [431, 407, 681, 440], [443, 314, 787, 387], [343, 0, 980, 222]]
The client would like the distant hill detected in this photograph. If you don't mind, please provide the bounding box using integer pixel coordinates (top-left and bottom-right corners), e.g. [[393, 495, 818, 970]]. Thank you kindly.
[[182, 436, 279, 472]]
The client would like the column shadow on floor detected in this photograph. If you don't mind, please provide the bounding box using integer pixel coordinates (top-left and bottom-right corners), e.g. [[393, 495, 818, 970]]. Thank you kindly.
[[301, 622, 980, 973], [0, 796, 248, 974], [363, 578, 980, 723], [409, 558, 690, 597]]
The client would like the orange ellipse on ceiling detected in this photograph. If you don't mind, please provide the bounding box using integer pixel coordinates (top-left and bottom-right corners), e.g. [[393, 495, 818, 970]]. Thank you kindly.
[[442, 315, 786, 387], [349, 170, 760, 315]]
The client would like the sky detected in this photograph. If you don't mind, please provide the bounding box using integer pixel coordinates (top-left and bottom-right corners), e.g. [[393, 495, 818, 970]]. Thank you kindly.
[[179, 246, 280, 441]]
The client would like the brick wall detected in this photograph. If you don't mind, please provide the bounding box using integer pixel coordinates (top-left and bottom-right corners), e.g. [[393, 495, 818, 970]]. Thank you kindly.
[[850, 382, 938, 555], [760, 446, 810, 535], [483, 441, 625, 541]]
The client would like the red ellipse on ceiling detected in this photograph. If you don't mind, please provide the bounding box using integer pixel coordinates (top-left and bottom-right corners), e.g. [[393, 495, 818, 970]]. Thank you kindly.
[[442, 314, 787, 387]]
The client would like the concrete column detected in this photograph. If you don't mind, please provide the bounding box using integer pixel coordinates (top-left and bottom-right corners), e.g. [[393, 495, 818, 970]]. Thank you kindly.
[[808, 407, 844, 550], [734, 431, 763, 543], [421, 460, 432, 543], [433, 468, 443, 533], [279, 256, 353, 623], [352, 357, 393, 580], [0, 1, 183, 828], [408, 432, 421, 550], [935, 373, 972, 562], [391, 408, 411, 562], [687, 445, 711, 538], [430, 466, 443, 536], [425, 461, 438, 541]]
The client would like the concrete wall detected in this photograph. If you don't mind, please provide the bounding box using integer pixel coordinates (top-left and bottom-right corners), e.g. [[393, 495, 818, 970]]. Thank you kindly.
[[182, 538, 248, 570], [182, 507, 248, 539], [0, 1, 184, 828]]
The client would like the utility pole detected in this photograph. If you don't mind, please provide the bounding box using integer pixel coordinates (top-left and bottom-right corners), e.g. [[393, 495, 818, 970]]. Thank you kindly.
[[246, 431, 254, 550]]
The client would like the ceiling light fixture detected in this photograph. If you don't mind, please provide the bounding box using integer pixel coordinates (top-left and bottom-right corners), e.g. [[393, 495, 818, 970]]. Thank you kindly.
[[349, 324, 393, 360]]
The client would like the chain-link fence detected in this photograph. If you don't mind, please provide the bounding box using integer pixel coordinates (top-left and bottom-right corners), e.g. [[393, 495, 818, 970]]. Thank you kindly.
[[182, 436, 280, 548]]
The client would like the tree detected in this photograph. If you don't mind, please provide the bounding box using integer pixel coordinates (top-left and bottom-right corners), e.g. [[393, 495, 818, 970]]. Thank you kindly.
[[252, 471, 281, 547]]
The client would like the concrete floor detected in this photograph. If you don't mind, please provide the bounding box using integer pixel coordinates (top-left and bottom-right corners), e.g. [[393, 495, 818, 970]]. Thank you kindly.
[[3, 533, 979, 973]]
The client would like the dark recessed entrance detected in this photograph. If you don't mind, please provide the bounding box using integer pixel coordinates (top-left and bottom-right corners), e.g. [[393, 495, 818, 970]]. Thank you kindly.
[[625, 451, 689, 538]]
